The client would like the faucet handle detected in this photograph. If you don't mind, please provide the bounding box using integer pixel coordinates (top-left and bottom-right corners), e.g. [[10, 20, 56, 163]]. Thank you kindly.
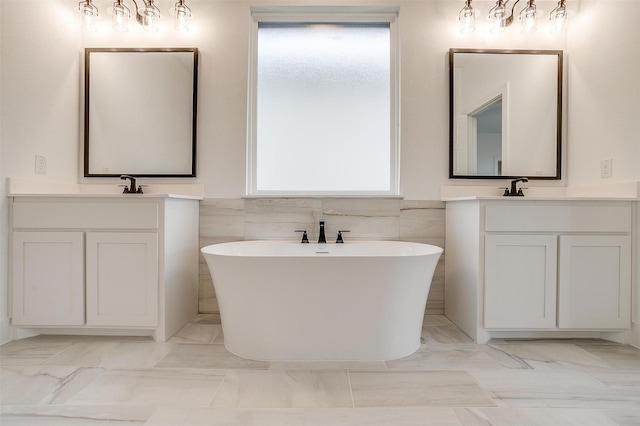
[[295, 230, 309, 243], [336, 230, 350, 243]]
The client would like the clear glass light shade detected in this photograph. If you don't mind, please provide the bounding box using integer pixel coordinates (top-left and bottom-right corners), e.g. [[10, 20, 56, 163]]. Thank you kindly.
[[459, 6, 476, 34], [488, 2, 511, 34], [519, 4, 540, 34], [141, 4, 160, 32], [549, 2, 568, 34], [109, 2, 130, 32], [79, 1, 99, 32], [172, 2, 192, 32]]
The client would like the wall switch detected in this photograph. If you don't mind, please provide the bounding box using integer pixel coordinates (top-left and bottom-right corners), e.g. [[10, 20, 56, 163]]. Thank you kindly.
[[35, 154, 47, 175], [600, 158, 612, 178]]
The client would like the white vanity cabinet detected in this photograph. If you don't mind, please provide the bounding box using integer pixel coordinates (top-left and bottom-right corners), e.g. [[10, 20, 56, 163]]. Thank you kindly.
[[10, 195, 200, 342], [12, 231, 85, 326], [85, 232, 159, 327], [445, 199, 634, 343]]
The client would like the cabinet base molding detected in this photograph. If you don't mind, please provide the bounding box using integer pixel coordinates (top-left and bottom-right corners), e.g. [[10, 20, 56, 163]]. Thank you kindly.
[[11, 326, 160, 340], [477, 329, 627, 344]]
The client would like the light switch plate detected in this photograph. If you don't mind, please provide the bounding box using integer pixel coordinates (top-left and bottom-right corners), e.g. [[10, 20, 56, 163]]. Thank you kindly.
[[35, 154, 47, 175], [600, 159, 612, 178]]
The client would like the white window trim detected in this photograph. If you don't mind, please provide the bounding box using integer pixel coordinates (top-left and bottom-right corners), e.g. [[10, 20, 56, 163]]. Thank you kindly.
[[246, 7, 401, 197]]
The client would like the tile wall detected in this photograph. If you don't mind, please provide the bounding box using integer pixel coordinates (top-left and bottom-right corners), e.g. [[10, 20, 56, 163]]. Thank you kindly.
[[198, 198, 446, 316]]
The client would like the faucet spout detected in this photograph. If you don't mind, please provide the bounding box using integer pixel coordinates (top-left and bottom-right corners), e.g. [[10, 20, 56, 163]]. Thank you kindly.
[[318, 220, 326, 244], [504, 177, 528, 197], [120, 175, 143, 194]]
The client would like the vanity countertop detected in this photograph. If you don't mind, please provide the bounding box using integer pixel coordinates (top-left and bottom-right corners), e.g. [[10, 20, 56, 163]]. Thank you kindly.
[[442, 195, 639, 202], [7, 177, 204, 200], [441, 181, 640, 202], [9, 193, 203, 200]]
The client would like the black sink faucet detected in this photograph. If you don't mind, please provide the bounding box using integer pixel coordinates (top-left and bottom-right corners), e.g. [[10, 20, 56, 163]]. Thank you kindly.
[[318, 220, 326, 244], [120, 175, 143, 194], [503, 177, 528, 197]]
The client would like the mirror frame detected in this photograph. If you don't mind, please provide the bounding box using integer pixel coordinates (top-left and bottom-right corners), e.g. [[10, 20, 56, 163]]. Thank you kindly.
[[449, 48, 563, 180], [84, 47, 199, 178]]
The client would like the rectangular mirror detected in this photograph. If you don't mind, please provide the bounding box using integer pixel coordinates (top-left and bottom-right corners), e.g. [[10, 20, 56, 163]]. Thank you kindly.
[[449, 49, 562, 179], [84, 48, 198, 177]]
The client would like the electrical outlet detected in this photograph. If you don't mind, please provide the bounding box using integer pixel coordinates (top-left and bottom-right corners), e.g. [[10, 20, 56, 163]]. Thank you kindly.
[[600, 159, 612, 178], [35, 154, 47, 175]]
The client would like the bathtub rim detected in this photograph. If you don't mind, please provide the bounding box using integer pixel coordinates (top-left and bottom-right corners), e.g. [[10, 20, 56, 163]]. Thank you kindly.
[[201, 240, 444, 258]]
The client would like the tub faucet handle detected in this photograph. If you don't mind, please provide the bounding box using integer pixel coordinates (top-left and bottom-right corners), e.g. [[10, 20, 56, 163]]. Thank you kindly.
[[336, 230, 350, 243], [295, 230, 309, 243]]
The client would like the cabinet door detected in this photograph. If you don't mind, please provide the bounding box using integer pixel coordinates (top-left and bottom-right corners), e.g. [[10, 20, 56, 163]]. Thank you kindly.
[[558, 235, 631, 329], [12, 232, 84, 326], [484, 234, 557, 329], [86, 232, 159, 327]]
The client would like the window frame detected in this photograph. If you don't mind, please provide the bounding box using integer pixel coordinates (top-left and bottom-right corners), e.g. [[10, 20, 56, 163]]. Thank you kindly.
[[247, 8, 400, 197]]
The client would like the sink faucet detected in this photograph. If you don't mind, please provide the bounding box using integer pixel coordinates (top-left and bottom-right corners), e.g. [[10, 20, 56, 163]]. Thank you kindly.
[[503, 177, 528, 197], [120, 175, 143, 194], [318, 220, 326, 244]]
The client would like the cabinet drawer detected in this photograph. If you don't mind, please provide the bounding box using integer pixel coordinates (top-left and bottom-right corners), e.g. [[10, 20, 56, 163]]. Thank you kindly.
[[485, 205, 631, 233], [13, 201, 159, 229]]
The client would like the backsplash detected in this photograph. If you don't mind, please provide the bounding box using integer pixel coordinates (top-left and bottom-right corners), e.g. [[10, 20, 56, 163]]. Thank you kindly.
[[199, 198, 446, 316]]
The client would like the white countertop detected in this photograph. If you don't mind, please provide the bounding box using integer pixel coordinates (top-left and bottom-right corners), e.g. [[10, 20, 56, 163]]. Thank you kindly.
[[441, 181, 640, 202], [7, 177, 204, 200]]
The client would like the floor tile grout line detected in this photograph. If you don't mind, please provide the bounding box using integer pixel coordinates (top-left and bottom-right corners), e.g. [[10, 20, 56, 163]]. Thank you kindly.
[[346, 370, 355, 409], [207, 371, 229, 408]]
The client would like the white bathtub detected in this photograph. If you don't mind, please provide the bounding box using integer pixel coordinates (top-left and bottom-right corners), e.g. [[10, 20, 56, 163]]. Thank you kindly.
[[201, 241, 443, 361]]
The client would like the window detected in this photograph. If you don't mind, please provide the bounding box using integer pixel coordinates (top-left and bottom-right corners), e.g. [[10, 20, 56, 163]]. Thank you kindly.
[[247, 10, 399, 195]]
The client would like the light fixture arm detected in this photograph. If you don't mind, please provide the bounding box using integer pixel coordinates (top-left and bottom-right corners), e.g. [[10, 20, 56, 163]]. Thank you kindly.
[[550, 0, 567, 19], [504, 0, 521, 26], [131, 0, 160, 26]]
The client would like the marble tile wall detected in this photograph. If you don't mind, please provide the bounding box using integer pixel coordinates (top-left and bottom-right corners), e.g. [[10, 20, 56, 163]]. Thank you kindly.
[[199, 198, 446, 316]]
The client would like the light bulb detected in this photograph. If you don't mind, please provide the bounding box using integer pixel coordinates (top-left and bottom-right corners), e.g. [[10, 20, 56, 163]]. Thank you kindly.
[[458, 1, 476, 34], [488, 1, 511, 34], [141, 4, 160, 32], [520, 2, 539, 34], [110, 1, 130, 32], [79, 1, 98, 32], [174, 8, 190, 31], [549, 0, 568, 34]]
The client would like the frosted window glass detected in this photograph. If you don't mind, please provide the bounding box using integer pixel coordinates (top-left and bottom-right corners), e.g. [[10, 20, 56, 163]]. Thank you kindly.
[[256, 23, 391, 192]]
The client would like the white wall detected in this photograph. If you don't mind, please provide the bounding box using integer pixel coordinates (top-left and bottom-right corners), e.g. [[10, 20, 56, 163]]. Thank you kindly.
[[0, 1, 8, 344], [567, 0, 640, 185], [566, 0, 640, 348]]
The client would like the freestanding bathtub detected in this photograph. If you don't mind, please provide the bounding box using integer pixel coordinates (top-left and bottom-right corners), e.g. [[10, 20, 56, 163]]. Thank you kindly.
[[201, 241, 443, 361]]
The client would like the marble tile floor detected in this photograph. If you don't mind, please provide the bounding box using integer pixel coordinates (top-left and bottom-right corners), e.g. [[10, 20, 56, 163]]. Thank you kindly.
[[1, 315, 639, 426]]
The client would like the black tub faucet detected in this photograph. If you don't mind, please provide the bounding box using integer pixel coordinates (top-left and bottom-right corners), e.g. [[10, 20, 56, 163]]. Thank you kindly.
[[336, 230, 350, 243], [295, 230, 309, 243], [318, 220, 326, 244], [503, 177, 528, 197]]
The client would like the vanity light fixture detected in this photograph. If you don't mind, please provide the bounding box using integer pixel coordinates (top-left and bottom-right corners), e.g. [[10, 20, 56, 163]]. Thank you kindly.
[[549, 0, 568, 34], [171, 0, 192, 32], [137, 0, 161, 32], [458, 0, 477, 34], [519, 0, 540, 33], [460, 0, 568, 34], [79, 0, 192, 32], [109, 0, 131, 32], [78, 0, 99, 32], [487, 0, 512, 34]]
